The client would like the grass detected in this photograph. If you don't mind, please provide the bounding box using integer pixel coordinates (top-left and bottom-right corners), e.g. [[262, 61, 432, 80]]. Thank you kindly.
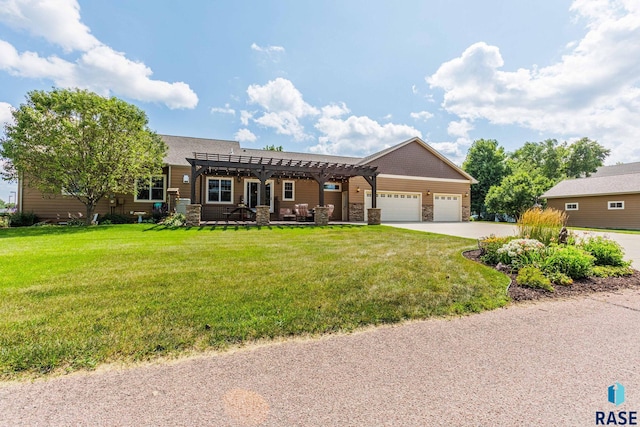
[[0, 224, 509, 380]]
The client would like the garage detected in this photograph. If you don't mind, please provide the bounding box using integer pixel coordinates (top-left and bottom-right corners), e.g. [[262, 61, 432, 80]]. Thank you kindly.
[[433, 194, 461, 221], [365, 191, 422, 222]]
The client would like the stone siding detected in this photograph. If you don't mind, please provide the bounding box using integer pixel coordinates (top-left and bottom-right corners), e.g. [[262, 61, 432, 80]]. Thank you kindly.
[[185, 204, 201, 226], [349, 203, 364, 222]]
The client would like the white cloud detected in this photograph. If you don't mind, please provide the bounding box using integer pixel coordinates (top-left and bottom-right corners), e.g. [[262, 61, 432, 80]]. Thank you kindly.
[[0, 0, 198, 109], [428, 0, 640, 162], [250, 43, 285, 54], [0, 0, 99, 52], [311, 114, 422, 156], [447, 119, 474, 138], [321, 103, 350, 118], [247, 78, 319, 140], [410, 111, 434, 121], [211, 104, 236, 115], [0, 101, 13, 126], [235, 128, 257, 143], [411, 84, 418, 95], [240, 110, 253, 126]]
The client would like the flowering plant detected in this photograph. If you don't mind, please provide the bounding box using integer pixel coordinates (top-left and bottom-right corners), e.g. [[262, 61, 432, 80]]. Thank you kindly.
[[497, 238, 545, 270]]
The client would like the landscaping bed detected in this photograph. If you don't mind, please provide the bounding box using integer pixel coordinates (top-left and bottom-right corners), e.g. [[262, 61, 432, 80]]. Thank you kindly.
[[463, 248, 640, 302]]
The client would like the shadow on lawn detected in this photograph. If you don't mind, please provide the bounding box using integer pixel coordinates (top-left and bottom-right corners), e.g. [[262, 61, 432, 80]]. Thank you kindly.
[[142, 223, 363, 232], [0, 225, 109, 239]]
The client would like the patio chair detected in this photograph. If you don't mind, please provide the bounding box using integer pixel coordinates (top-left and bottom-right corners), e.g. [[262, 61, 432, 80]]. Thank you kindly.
[[327, 204, 334, 220], [295, 204, 311, 222], [279, 208, 296, 221]]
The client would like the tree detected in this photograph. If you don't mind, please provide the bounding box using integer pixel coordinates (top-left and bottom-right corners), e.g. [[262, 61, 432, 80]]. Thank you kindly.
[[508, 139, 567, 183], [263, 144, 283, 151], [485, 170, 552, 220], [1, 88, 167, 224], [564, 137, 610, 178], [462, 139, 508, 216]]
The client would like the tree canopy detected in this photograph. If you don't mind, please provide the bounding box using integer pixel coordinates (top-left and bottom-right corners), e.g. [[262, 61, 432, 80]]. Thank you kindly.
[[1, 88, 167, 223], [464, 137, 610, 219]]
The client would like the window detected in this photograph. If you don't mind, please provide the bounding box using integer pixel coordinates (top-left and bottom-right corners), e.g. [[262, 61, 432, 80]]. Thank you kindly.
[[135, 176, 166, 202], [282, 181, 295, 201], [608, 201, 624, 210], [207, 178, 233, 203], [323, 182, 341, 192], [565, 203, 579, 211]]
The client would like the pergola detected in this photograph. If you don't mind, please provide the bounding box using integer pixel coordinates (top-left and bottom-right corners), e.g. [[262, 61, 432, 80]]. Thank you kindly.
[[186, 152, 379, 207]]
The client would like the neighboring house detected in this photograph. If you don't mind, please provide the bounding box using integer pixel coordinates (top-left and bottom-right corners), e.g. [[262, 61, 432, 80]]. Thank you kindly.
[[541, 162, 640, 229], [16, 135, 476, 223]]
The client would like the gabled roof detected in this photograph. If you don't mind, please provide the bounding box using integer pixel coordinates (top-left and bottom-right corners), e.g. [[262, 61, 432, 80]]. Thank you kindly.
[[542, 163, 640, 199], [162, 135, 240, 166], [360, 137, 477, 183]]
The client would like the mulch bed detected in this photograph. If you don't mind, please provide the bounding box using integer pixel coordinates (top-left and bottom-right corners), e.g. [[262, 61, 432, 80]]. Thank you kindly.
[[463, 249, 640, 302]]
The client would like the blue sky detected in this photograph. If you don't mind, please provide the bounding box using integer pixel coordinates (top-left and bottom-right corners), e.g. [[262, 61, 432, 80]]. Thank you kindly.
[[1, 0, 639, 202]]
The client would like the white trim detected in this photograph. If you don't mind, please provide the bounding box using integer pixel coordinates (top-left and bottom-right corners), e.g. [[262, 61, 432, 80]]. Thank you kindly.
[[134, 175, 167, 203], [433, 193, 462, 222], [282, 180, 295, 201], [245, 179, 275, 212], [206, 177, 234, 204], [364, 190, 422, 222], [565, 202, 579, 211], [377, 173, 472, 184], [608, 200, 625, 210]]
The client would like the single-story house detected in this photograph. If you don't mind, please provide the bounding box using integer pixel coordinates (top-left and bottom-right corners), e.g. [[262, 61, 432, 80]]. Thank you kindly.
[[541, 162, 640, 229], [16, 135, 476, 223]]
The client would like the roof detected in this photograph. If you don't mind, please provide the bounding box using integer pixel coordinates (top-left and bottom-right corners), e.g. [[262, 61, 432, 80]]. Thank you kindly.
[[542, 171, 640, 199], [162, 135, 240, 166], [162, 134, 474, 182], [589, 161, 640, 178]]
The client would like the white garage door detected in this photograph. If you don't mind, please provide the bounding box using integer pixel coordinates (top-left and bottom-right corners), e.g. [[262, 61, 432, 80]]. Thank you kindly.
[[365, 191, 421, 222], [433, 194, 461, 221]]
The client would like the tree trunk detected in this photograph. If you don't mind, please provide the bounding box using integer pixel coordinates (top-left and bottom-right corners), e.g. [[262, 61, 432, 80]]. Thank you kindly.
[[85, 202, 96, 225]]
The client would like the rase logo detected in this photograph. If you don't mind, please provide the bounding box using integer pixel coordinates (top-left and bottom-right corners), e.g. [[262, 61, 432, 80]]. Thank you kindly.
[[596, 383, 637, 425]]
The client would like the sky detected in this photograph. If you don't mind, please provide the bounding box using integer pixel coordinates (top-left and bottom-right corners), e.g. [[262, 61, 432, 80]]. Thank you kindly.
[[0, 0, 639, 203]]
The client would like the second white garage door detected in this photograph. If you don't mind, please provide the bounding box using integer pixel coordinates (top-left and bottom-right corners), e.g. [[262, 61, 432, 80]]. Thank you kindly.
[[433, 194, 461, 221], [365, 191, 422, 222]]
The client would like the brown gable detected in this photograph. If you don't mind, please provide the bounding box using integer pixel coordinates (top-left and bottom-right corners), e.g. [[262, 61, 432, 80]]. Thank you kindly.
[[363, 139, 471, 180]]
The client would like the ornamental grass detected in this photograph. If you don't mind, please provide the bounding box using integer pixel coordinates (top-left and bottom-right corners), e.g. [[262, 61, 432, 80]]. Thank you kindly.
[[517, 208, 567, 245]]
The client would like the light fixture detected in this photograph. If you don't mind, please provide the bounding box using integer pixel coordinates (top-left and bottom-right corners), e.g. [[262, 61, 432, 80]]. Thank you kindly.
[[464, 192, 469, 197], [427, 190, 431, 196], [356, 186, 361, 192], [183, 174, 190, 184]]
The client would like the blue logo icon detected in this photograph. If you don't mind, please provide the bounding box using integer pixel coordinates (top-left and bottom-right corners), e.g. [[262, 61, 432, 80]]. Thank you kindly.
[[609, 382, 625, 406]]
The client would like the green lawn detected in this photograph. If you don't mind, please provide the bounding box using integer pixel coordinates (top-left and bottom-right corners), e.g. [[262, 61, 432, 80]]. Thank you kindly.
[[0, 224, 509, 380]]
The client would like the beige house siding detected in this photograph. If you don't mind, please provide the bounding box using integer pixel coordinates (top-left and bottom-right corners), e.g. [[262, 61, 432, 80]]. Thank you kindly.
[[547, 194, 640, 229], [348, 176, 471, 222]]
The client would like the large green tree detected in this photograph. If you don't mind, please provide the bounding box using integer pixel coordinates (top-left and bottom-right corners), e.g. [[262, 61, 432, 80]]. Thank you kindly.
[[1, 88, 167, 224], [508, 139, 567, 182], [564, 137, 610, 178], [484, 170, 552, 220], [462, 139, 508, 216]]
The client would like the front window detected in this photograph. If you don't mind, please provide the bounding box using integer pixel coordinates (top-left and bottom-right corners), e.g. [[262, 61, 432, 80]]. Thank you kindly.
[[608, 201, 624, 210], [323, 182, 341, 192], [135, 176, 166, 202], [283, 181, 295, 201], [207, 178, 233, 203], [565, 203, 579, 211]]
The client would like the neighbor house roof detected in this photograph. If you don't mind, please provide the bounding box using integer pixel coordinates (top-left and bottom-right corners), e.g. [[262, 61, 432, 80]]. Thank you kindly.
[[541, 163, 640, 199], [163, 135, 240, 166]]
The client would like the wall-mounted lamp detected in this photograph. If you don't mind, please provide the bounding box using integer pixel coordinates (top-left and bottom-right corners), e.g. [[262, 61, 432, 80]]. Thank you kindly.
[[426, 190, 431, 196], [237, 176, 242, 182], [183, 174, 190, 184], [356, 186, 361, 192], [464, 191, 469, 197]]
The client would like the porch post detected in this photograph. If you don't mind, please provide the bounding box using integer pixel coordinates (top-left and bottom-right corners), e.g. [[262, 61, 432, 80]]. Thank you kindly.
[[190, 163, 196, 203]]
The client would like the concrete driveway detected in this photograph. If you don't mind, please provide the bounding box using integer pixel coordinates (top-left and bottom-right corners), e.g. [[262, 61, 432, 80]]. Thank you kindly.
[[387, 222, 640, 267]]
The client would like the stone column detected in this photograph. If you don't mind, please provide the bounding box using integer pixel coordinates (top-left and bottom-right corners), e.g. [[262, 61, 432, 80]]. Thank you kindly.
[[255, 205, 270, 226], [367, 208, 381, 225], [314, 206, 330, 226], [185, 204, 201, 226]]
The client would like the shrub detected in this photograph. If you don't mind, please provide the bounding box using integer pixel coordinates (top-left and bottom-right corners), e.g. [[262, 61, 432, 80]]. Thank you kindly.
[[496, 238, 546, 270], [517, 208, 567, 245], [160, 213, 186, 227], [542, 245, 594, 279], [100, 213, 132, 224], [9, 211, 39, 227], [478, 235, 514, 265], [545, 271, 573, 286], [516, 266, 554, 292], [592, 264, 633, 278], [579, 236, 626, 266], [0, 215, 9, 228]]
